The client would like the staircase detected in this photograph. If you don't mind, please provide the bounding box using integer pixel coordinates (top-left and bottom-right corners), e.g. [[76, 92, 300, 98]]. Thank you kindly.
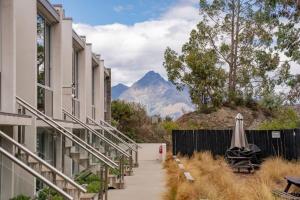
[[16, 96, 118, 169], [87, 117, 137, 175], [92, 118, 140, 167], [0, 130, 85, 200], [15, 96, 119, 199], [62, 109, 130, 187]]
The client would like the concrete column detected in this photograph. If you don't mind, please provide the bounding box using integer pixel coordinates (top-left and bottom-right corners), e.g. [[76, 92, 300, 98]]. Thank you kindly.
[[51, 6, 64, 120], [15, 0, 37, 196], [94, 64, 102, 121], [78, 44, 92, 122], [0, 0, 16, 113], [61, 19, 73, 114], [85, 45, 92, 121]]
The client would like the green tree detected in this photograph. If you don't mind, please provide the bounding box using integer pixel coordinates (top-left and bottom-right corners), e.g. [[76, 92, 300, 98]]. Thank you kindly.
[[164, 0, 300, 110], [164, 46, 226, 111], [111, 100, 149, 141]]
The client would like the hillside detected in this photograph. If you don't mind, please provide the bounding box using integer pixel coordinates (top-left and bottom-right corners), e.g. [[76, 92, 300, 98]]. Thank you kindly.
[[177, 106, 269, 130], [112, 71, 194, 118]]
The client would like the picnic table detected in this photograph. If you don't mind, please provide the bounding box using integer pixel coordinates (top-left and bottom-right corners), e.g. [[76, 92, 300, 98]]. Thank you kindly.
[[285, 176, 300, 193]]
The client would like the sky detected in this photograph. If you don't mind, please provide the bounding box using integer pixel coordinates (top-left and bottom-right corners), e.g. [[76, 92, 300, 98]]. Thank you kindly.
[[50, 0, 200, 86]]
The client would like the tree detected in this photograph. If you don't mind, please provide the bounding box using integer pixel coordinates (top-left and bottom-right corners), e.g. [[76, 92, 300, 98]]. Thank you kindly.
[[164, 46, 226, 111], [111, 100, 148, 140], [164, 0, 300, 110], [287, 74, 300, 104]]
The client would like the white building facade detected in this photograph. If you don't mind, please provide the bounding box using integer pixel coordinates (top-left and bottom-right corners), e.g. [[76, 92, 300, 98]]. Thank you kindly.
[[0, 1, 136, 200]]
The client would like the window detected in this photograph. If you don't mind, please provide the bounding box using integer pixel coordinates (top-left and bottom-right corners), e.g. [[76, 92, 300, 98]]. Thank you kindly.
[[72, 48, 80, 118], [92, 67, 95, 105], [37, 14, 53, 116], [37, 14, 50, 87], [72, 48, 79, 98], [92, 67, 96, 119]]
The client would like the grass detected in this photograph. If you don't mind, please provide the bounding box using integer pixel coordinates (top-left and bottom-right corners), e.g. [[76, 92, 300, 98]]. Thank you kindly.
[[163, 152, 300, 200]]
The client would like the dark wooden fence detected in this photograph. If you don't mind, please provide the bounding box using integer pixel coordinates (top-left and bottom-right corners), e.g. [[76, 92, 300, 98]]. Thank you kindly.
[[172, 129, 300, 160]]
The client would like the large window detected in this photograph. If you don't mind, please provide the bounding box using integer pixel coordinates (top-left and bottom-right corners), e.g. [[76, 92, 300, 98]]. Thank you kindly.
[[72, 48, 80, 118], [92, 67, 96, 119], [37, 14, 53, 116]]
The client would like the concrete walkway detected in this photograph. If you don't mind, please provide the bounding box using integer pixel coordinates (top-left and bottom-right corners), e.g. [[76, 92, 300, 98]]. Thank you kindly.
[[108, 160, 165, 200]]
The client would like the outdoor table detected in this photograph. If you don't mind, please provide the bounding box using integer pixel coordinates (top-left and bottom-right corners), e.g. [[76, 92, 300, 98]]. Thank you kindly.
[[285, 176, 300, 193]]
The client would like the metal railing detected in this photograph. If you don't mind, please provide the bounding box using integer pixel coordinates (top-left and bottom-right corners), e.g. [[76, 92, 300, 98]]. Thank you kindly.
[[0, 146, 73, 200], [0, 131, 86, 193], [99, 118, 140, 149], [87, 117, 136, 153], [62, 109, 130, 158], [16, 96, 118, 169]]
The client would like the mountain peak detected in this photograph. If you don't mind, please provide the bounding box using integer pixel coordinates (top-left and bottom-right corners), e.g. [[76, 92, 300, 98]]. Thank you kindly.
[[112, 70, 194, 118], [114, 83, 128, 88], [112, 83, 129, 99], [135, 71, 165, 87]]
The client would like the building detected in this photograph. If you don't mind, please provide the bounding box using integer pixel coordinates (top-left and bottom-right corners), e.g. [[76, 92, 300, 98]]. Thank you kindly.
[[0, 0, 138, 199]]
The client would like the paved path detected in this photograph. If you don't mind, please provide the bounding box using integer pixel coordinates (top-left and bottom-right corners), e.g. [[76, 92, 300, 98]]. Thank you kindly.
[[108, 160, 165, 200]]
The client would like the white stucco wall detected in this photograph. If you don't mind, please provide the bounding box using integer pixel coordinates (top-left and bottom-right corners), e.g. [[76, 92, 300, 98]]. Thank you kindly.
[[85, 44, 92, 119], [51, 7, 64, 120], [138, 143, 167, 162], [61, 19, 73, 114], [15, 0, 37, 197], [0, 0, 16, 113]]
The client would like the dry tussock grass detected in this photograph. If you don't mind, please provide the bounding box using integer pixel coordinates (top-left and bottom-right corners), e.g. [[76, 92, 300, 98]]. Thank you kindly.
[[163, 152, 300, 200]]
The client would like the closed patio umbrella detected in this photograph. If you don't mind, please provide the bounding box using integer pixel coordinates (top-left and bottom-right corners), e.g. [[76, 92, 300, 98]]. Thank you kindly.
[[230, 113, 249, 149]]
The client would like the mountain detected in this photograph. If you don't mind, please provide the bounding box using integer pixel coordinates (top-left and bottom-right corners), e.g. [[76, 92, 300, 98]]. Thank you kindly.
[[112, 83, 129, 99], [112, 71, 194, 119]]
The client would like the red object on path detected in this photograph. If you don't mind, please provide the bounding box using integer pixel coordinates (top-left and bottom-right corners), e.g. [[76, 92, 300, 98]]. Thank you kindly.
[[159, 145, 163, 154]]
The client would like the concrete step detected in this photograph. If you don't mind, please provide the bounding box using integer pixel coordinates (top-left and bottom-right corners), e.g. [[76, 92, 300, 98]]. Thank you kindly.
[[80, 193, 98, 200]]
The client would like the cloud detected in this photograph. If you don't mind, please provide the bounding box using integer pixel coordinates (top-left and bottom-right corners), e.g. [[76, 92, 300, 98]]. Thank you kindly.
[[73, 1, 200, 86], [113, 5, 134, 13]]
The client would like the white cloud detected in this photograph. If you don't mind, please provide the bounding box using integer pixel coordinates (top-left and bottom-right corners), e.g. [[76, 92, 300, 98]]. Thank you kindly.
[[113, 5, 133, 13], [73, 1, 200, 86]]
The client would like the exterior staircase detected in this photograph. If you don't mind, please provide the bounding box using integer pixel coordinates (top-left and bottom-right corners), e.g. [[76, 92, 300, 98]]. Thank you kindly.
[[15, 96, 119, 199], [91, 118, 140, 167], [62, 109, 131, 188], [0, 130, 85, 200]]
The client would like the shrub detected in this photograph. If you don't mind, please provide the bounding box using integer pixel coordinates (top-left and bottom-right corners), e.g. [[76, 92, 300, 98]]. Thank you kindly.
[[37, 187, 63, 200], [86, 181, 101, 193], [10, 195, 31, 200], [75, 172, 102, 193], [259, 107, 300, 129]]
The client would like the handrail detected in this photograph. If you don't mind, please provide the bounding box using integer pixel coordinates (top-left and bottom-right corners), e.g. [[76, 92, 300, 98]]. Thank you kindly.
[[62, 109, 130, 158], [0, 147, 73, 200], [0, 131, 86, 193], [16, 96, 118, 169], [99, 118, 140, 148], [87, 117, 136, 152]]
